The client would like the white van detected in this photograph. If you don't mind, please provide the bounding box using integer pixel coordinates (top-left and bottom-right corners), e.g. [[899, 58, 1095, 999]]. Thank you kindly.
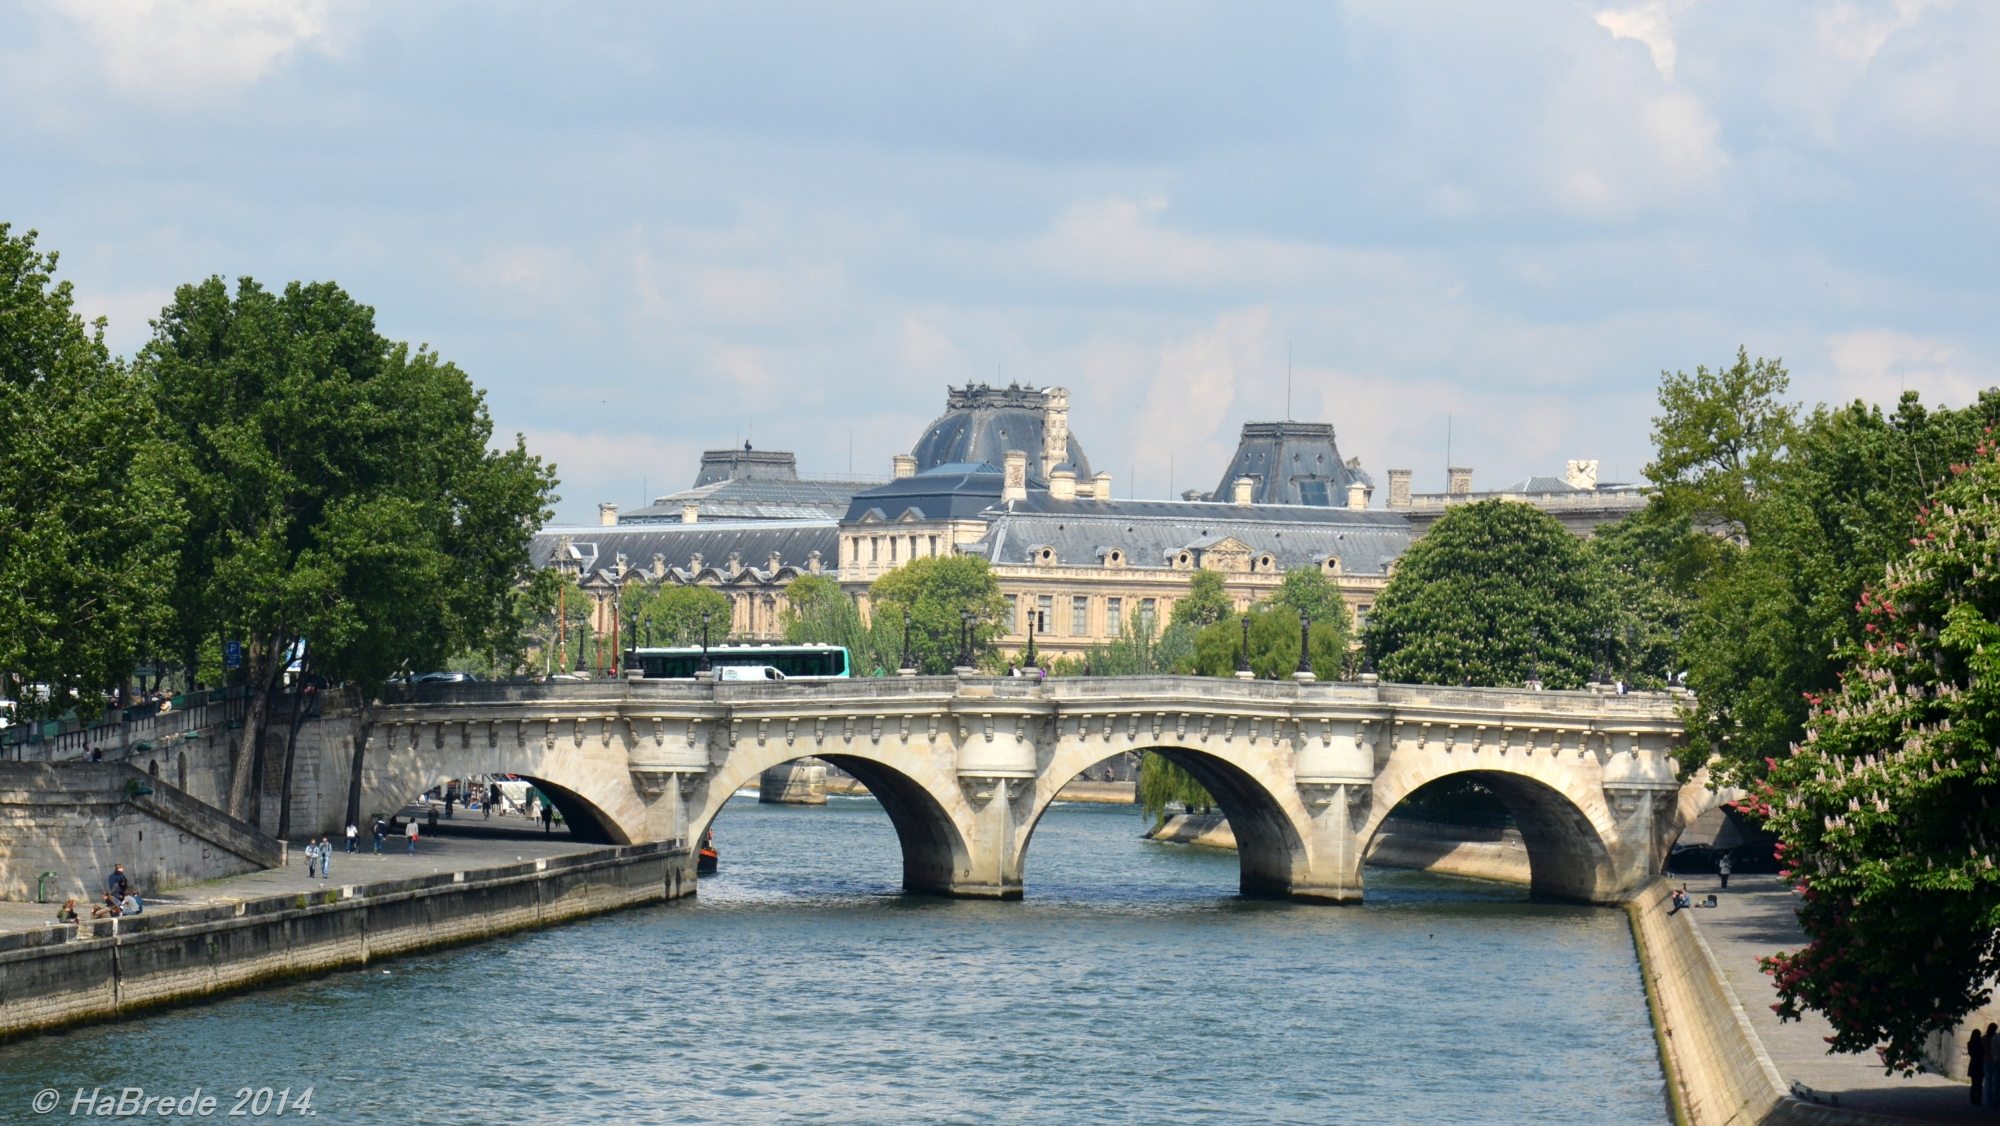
[[717, 665, 787, 682]]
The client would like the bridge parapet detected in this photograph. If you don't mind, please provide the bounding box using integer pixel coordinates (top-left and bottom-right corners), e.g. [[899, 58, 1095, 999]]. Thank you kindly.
[[362, 675, 1698, 905]]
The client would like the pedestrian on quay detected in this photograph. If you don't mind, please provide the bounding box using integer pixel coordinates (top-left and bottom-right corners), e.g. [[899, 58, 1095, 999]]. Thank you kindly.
[[1985, 1022, 1999, 1107], [1971, 1026, 1985, 1105], [346, 822, 358, 853], [373, 819, 386, 854], [541, 803, 553, 833], [319, 838, 332, 880], [1717, 852, 1733, 890], [406, 820, 419, 855], [305, 839, 319, 879]]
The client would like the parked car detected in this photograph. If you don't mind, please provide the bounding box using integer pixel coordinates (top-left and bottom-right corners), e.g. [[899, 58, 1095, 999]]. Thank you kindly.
[[416, 671, 478, 684]]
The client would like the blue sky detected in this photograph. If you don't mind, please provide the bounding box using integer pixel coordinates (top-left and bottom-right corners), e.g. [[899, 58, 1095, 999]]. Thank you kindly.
[[5, 1, 1994, 523]]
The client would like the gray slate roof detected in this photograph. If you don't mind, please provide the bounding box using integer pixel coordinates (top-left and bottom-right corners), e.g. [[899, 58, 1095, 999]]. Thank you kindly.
[[1209, 421, 1373, 506], [844, 464, 1011, 523], [531, 520, 839, 581], [911, 385, 1094, 477], [623, 477, 871, 523], [971, 495, 1413, 575]]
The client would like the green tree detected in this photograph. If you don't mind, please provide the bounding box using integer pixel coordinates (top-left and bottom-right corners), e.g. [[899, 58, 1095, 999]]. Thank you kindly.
[[867, 556, 1006, 674], [0, 226, 186, 718], [1646, 347, 1797, 543], [781, 574, 894, 671], [1171, 568, 1234, 629], [1750, 443, 2000, 1072], [1139, 753, 1213, 822], [1190, 609, 1347, 680], [627, 583, 732, 649], [1364, 500, 1609, 688], [141, 276, 554, 823], [1584, 506, 1696, 691]]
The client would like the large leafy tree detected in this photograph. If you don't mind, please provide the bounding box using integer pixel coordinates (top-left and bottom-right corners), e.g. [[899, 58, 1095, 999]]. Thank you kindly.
[[1750, 442, 2000, 1072], [141, 276, 554, 822], [782, 574, 895, 673], [1364, 500, 1608, 688], [1171, 568, 1234, 629], [1190, 610, 1348, 680], [0, 226, 185, 718], [626, 583, 732, 650], [867, 555, 1005, 674], [1650, 358, 2000, 780]]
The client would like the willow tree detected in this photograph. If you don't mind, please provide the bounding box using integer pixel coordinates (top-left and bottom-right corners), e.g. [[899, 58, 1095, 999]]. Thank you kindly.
[[0, 226, 185, 718], [1751, 443, 2000, 1072]]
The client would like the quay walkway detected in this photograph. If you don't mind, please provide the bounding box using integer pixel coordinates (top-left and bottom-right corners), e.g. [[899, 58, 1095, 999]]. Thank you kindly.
[[1684, 873, 1979, 1122]]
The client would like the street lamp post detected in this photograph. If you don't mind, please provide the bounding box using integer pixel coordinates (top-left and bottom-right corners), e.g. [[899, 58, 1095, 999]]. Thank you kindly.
[[1237, 614, 1252, 677], [699, 611, 712, 673], [1025, 610, 1038, 668], [959, 609, 975, 669], [1294, 612, 1313, 679], [899, 607, 914, 673]]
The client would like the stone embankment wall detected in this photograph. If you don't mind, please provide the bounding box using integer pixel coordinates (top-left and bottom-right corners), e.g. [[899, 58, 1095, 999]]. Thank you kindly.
[[1626, 877, 1882, 1126], [0, 842, 693, 1042], [0, 763, 284, 902], [1148, 813, 1536, 885]]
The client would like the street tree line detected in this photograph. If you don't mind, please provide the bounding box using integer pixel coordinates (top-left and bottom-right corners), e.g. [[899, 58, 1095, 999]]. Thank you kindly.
[[0, 226, 558, 833]]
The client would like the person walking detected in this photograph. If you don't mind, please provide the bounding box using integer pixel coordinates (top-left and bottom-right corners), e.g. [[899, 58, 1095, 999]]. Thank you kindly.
[[1984, 1022, 1999, 1106], [373, 819, 386, 854], [406, 820, 419, 855], [305, 839, 319, 879], [1717, 852, 1733, 890], [541, 803, 554, 833], [346, 822, 358, 853], [1970, 1026, 1985, 1105], [319, 838, 332, 880]]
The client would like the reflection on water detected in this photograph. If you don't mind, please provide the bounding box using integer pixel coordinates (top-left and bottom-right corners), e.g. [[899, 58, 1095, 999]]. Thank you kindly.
[[0, 795, 1667, 1125]]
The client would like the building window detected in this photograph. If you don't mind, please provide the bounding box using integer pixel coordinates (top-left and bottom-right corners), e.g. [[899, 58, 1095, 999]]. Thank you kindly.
[[928, 535, 938, 556], [1006, 594, 1019, 631], [1037, 594, 1054, 635], [1140, 598, 1157, 633], [1106, 597, 1122, 637], [870, 537, 880, 563], [1071, 595, 1089, 636], [889, 537, 898, 563]]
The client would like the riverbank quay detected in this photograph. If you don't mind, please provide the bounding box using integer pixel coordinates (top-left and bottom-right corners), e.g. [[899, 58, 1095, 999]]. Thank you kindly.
[[1630, 874, 1973, 1124], [0, 832, 694, 1042]]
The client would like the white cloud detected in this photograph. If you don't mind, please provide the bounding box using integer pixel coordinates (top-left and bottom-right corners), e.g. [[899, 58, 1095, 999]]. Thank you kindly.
[[52, 0, 334, 96], [1817, 0, 1954, 65], [1817, 329, 1986, 408], [1596, 1, 1685, 80]]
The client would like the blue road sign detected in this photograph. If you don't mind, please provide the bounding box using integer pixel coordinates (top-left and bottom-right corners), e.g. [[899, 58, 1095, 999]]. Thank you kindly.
[[224, 640, 243, 669]]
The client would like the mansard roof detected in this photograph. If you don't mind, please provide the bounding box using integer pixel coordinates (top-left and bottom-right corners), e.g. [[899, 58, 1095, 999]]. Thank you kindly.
[[531, 520, 838, 580], [911, 383, 1093, 477], [970, 494, 1411, 575], [622, 476, 868, 523], [843, 463, 1011, 524], [1209, 420, 1372, 506]]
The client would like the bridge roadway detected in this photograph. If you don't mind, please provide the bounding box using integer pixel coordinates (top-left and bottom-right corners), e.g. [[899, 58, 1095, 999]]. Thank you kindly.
[[362, 674, 1714, 905]]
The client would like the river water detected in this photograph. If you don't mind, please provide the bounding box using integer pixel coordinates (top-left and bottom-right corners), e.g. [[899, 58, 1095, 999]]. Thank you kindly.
[[0, 796, 1667, 1124]]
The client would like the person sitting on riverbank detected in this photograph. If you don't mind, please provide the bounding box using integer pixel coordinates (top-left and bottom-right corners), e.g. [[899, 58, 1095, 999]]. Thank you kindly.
[[1667, 885, 1692, 915], [90, 892, 121, 919], [120, 891, 142, 915], [56, 898, 79, 924]]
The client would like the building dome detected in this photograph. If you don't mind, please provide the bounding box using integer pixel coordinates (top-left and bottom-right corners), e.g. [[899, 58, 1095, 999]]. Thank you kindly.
[[1210, 421, 1372, 507], [911, 384, 1093, 481]]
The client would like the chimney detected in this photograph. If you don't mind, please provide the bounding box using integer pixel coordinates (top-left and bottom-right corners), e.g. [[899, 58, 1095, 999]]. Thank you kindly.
[[598, 502, 619, 527], [1387, 469, 1412, 509], [1040, 387, 1071, 480], [1092, 471, 1112, 500], [1003, 450, 1029, 503], [1346, 482, 1368, 510], [1231, 476, 1255, 505], [1447, 467, 1474, 496], [1050, 469, 1077, 500], [680, 503, 699, 524], [892, 454, 917, 480], [1565, 459, 1599, 491]]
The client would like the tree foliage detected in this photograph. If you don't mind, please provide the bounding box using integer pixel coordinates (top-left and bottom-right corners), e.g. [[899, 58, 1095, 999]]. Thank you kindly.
[[626, 583, 732, 649], [1191, 610, 1348, 680], [867, 555, 1006, 674], [1748, 442, 2000, 1072], [1650, 358, 2000, 780], [1364, 500, 1608, 688], [141, 276, 554, 815], [1171, 569, 1233, 629], [0, 226, 186, 718], [1139, 753, 1213, 821]]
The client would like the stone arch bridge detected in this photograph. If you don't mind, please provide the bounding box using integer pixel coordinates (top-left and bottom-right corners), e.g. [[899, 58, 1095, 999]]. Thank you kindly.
[[358, 675, 1718, 904]]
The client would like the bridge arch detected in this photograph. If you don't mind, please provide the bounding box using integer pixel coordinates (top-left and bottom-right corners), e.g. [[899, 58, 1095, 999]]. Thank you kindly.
[[1016, 742, 1312, 900], [689, 746, 976, 898], [355, 724, 653, 846], [1360, 765, 1619, 903]]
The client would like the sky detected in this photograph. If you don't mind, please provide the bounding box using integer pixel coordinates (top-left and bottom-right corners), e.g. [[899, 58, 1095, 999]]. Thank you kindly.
[[4, 0, 1995, 524]]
